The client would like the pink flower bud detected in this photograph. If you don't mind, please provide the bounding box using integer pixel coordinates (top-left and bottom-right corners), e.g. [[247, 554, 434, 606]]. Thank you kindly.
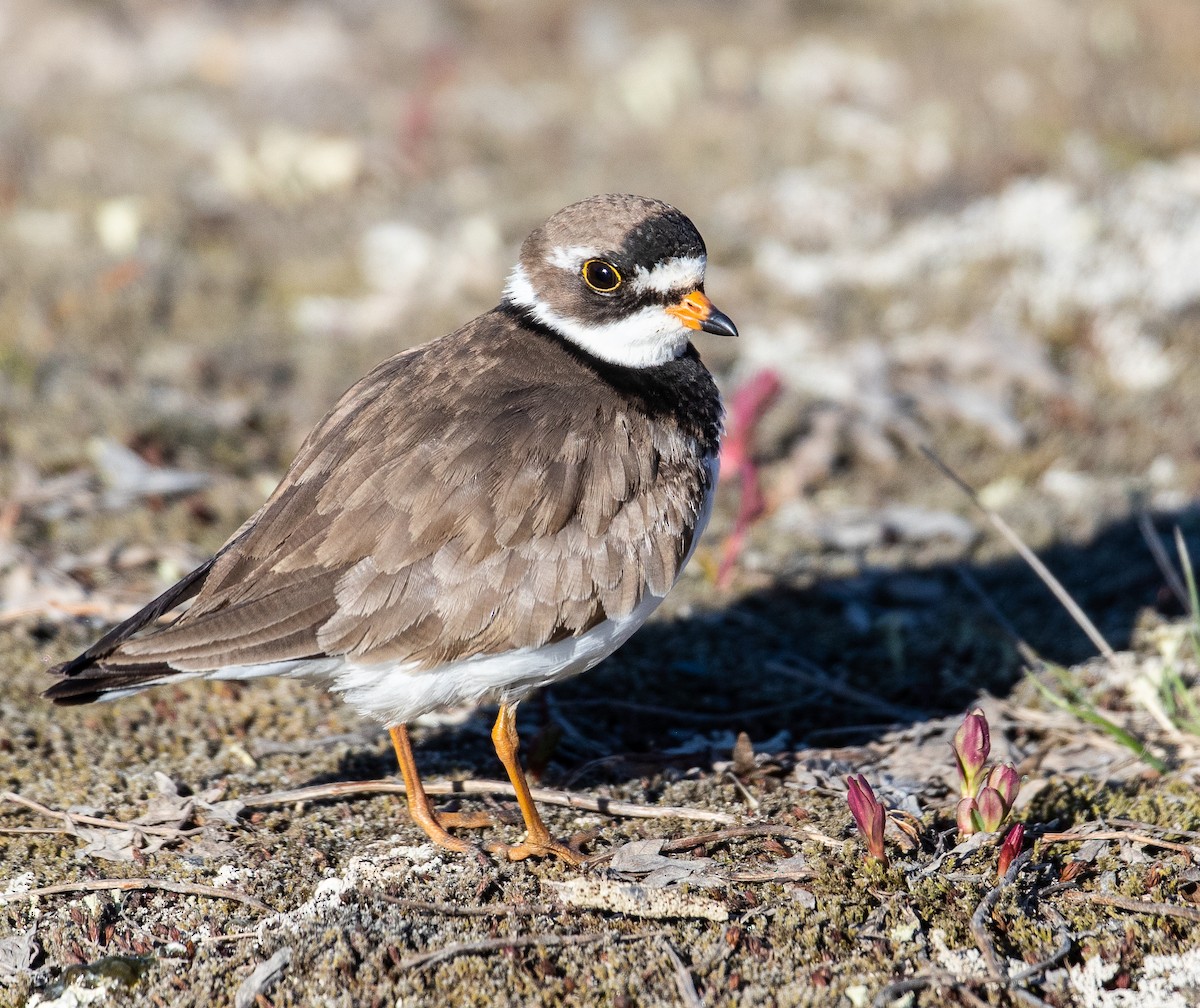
[[953, 708, 990, 797], [998, 823, 1025, 878], [846, 774, 887, 864], [986, 763, 1020, 812], [975, 786, 1007, 832], [956, 796, 979, 836]]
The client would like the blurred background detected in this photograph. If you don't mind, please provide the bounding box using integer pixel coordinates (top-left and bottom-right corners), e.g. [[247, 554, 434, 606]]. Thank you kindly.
[[3, 0, 1200, 693]]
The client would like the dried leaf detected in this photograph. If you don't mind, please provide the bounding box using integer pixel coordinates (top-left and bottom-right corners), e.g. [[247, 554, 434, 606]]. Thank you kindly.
[[607, 839, 722, 888], [0, 929, 39, 977], [76, 828, 171, 863], [609, 838, 670, 874], [235, 947, 292, 1008]]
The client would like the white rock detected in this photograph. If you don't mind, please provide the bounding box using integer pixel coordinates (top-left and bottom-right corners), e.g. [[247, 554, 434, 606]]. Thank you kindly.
[[94, 197, 143, 255]]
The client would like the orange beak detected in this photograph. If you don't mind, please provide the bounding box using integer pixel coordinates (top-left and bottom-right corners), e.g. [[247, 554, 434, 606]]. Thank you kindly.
[[666, 291, 739, 338]]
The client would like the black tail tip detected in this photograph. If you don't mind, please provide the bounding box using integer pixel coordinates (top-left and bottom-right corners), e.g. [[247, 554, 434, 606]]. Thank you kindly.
[[42, 675, 102, 705], [44, 691, 104, 706]]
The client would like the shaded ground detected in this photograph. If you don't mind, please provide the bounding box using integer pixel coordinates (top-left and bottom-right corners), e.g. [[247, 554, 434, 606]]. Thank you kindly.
[[4, 1, 1200, 1005]]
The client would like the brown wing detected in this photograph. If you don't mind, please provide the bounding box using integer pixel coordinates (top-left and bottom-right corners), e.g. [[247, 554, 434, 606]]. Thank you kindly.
[[49, 313, 712, 694]]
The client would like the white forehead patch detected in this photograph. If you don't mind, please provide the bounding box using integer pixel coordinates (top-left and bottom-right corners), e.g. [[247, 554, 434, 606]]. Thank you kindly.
[[503, 264, 693, 368], [547, 245, 602, 269], [631, 255, 707, 294]]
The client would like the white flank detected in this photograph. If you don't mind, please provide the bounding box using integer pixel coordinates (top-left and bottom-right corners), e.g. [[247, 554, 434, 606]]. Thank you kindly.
[[631, 255, 706, 294], [504, 264, 692, 367]]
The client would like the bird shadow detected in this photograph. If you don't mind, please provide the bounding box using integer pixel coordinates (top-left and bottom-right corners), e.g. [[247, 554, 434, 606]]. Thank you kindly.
[[333, 504, 1200, 786]]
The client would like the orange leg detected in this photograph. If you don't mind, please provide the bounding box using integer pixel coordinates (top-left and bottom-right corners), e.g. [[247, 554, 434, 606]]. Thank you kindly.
[[388, 725, 480, 853], [487, 702, 580, 864]]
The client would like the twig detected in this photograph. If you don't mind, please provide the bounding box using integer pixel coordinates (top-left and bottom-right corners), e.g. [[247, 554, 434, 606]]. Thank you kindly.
[[1009, 906, 1073, 985], [1062, 891, 1200, 923], [381, 896, 558, 917], [723, 771, 760, 812], [659, 823, 842, 853], [241, 779, 737, 825], [0, 827, 64, 836], [955, 988, 995, 1008], [2, 792, 202, 839], [766, 659, 929, 721], [661, 939, 703, 1008], [921, 445, 1115, 660], [1011, 986, 1053, 1008], [970, 848, 1033, 978], [1137, 512, 1189, 610], [873, 970, 1045, 1008], [872, 972, 978, 1008], [0, 877, 273, 914], [584, 824, 842, 868], [196, 930, 260, 944], [1106, 818, 1200, 841], [1041, 829, 1197, 859], [872, 975, 928, 1006], [398, 928, 664, 971], [722, 863, 812, 883]]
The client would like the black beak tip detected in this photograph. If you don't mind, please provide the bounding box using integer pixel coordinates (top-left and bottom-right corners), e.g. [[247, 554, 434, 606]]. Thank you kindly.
[[700, 308, 739, 339]]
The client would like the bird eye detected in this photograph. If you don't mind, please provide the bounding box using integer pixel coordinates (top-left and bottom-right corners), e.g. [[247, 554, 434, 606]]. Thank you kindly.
[[582, 259, 622, 293]]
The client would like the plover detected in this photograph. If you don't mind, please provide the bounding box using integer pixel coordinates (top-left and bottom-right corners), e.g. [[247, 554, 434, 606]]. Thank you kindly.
[[46, 193, 737, 863]]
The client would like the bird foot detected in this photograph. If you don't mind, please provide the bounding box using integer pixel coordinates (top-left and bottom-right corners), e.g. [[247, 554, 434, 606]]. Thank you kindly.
[[419, 830, 490, 867], [488, 835, 581, 865], [434, 810, 494, 829], [401, 808, 490, 864]]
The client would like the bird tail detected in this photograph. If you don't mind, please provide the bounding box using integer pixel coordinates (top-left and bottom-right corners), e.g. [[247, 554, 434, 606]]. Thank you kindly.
[[43, 558, 215, 704]]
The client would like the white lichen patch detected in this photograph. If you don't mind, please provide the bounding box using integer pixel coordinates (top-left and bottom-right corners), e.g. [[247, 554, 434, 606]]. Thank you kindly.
[[1062, 946, 1200, 1008], [209, 864, 246, 889], [928, 929, 1025, 981], [256, 844, 461, 937], [3, 873, 36, 896], [27, 977, 118, 1008]]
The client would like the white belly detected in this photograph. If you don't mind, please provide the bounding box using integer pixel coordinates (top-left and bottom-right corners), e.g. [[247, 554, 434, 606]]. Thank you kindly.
[[328, 586, 665, 725]]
